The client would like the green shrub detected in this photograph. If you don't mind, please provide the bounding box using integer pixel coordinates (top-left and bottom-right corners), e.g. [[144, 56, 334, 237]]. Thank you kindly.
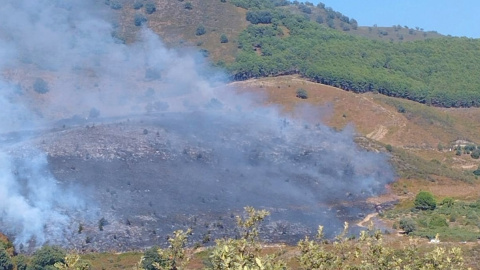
[[195, 25, 206, 36], [246, 10, 273, 24], [98, 217, 107, 231], [429, 214, 448, 228], [109, 1, 122, 9], [141, 246, 164, 270], [399, 218, 417, 234], [385, 144, 393, 152], [441, 197, 454, 207], [133, 1, 143, 9], [471, 149, 480, 159], [31, 246, 66, 269], [449, 213, 457, 222], [12, 254, 28, 270], [33, 78, 49, 94], [0, 247, 13, 270], [134, 14, 148, 26], [220, 33, 228, 43], [184, 2, 193, 9], [414, 191, 436, 210], [296, 88, 308, 99], [145, 2, 156, 14]]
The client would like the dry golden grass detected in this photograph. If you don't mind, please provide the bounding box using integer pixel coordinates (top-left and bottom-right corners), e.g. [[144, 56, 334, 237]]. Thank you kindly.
[[233, 75, 480, 203]]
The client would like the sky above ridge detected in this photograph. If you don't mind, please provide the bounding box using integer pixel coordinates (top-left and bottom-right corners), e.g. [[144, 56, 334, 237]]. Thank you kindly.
[[309, 0, 479, 38]]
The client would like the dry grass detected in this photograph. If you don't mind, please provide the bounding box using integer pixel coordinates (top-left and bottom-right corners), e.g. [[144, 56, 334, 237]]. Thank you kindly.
[[82, 251, 142, 270]]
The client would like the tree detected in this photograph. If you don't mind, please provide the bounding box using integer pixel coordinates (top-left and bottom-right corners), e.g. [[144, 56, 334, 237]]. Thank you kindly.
[[195, 25, 206, 36], [184, 2, 193, 9], [207, 207, 285, 270], [296, 88, 308, 99], [30, 246, 66, 269], [133, 1, 143, 9], [474, 166, 480, 176], [471, 149, 480, 159], [33, 78, 49, 94], [134, 14, 148, 27], [350, 18, 358, 30], [399, 218, 416, 234], [246, 11, 273, 24], [0, 247, 13, 270], [109, 1, 122, 10], [220, 34, 228, 43], [12, 255, 28, 270], [414, 191, 437, 210], [140, 246, 163, 270], [145, 2, 156, 14], [315, 15, 323, 24], [139, 229, 192, 270]]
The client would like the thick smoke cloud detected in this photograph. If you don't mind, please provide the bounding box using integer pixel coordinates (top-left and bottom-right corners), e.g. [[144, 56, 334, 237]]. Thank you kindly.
[[0, 0, 395, 249]]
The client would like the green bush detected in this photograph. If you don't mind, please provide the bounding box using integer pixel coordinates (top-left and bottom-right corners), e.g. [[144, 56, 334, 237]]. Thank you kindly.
[[449, 213, 457, 222], [441, 197, 454, 207], [399, 218, 417, 234], [296, 88, 308, 99], [0, 247, 13, 270], [385, 144, 393, 152], [134, 14, 148, 27], [220, 33, 229, 43], [30, 246, 66, 269], [133, 1, 143, 9], [109, 1, 122, 9], [195, 25, 206, 36], [33, 78, 49, 94], [184, 2, 193, 9], [414, 191, 436, 210], [429, 214, 448, 228], [246, 10, 273, 24], [471, 149, 480, 159], [145, 2, 156, 14], [12, 254, 28, 270], [141, 246, 164, 270]]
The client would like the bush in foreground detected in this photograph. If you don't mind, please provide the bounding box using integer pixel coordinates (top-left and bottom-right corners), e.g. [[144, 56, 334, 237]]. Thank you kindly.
[[136, 207, 467, 269]]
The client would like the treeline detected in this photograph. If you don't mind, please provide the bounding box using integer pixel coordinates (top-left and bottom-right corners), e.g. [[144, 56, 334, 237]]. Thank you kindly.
[[226, 0, 480, 108]]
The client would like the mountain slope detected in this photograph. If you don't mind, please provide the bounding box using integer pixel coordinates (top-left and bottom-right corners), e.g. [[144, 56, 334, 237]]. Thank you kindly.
[[111, 0, 480, 108]]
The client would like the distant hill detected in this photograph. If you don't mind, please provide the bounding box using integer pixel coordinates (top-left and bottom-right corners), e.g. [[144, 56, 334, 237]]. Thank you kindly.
[[110, 0, 480, 108]]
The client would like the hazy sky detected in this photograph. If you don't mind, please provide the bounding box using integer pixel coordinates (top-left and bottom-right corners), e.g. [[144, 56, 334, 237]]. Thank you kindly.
[[309, 0, 480, 38]]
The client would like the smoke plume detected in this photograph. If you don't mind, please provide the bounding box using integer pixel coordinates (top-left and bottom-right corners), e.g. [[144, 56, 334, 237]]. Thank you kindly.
[[0, 0, 395, 249]]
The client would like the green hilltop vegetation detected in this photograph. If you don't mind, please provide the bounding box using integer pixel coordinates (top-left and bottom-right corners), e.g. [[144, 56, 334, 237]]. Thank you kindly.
[[110, 0, 480, 108], [224, 0, 480, 108]]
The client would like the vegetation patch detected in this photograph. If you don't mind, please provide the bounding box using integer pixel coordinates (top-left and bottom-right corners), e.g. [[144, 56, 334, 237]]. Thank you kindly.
[[387, 193, 480, 242]]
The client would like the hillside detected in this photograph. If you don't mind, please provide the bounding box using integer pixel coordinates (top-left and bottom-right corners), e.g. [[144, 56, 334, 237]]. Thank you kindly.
[[2, 1, 480, 269], [110, 0, 480, 108]]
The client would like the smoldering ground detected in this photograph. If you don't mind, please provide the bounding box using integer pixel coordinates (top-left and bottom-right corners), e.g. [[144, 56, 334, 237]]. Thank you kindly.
[[0, 0, 395, 251]]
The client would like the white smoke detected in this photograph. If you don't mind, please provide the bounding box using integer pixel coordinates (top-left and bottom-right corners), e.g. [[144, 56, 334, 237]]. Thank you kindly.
[[0, 0, 395, 248]]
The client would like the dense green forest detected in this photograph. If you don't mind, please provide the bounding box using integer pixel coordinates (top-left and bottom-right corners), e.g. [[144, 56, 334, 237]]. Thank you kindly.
[[225, 0, 480, 108]]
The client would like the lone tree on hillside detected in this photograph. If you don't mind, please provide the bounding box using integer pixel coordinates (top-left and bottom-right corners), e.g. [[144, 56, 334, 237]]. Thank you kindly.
[[220, 33, 228, 43], [184, 2, 193, 9], [145, 2, 156, 14], [33, 78, 49, 94], [195, 25, 206, 36], [296, 88, 308, 99], [414, 191, 436, 210]]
